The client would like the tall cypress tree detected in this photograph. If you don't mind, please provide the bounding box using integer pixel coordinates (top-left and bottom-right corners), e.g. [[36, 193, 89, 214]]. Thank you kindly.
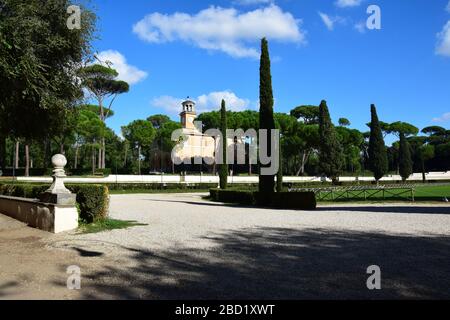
[[318, 100, 343, 184], [219, 99, 228, 189], [259, 38, 276, 194], [399, 132, 413, 182], [368, 104, 388, 182]]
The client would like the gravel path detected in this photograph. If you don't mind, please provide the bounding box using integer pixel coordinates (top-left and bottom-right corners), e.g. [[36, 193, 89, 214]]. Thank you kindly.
[[2, 193, 450, 299]]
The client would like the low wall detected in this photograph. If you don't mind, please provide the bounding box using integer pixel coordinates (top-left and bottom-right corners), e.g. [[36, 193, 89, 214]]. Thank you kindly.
[[0, 195, 78, 233], [13, 172, 450, 184]]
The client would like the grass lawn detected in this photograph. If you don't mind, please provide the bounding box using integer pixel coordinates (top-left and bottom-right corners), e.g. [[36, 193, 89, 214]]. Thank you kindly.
[[78, 219, 148, 234], [317, 184, 450, 203]]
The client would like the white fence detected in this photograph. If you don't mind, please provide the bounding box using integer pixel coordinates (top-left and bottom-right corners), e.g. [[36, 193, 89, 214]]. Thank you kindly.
[[14, 172, 450, 184]]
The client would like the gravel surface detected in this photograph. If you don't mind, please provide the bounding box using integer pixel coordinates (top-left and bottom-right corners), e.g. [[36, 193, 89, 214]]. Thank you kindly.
[[2, 193, 450, 299]]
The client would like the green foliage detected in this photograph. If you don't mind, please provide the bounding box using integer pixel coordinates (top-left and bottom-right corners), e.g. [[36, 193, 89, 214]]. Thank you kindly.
[[368, 104, 388, 181], [155, 120, 182, 152], [388, 121, 419, 137], [0, 183, 109, 223], [259, 38, 276, 195], [122, 120, 156, 149], [147, 114, 171, 129], [0, 0, 96, 142], [219, 99, 228, 189], [290, 106, 320, 124], [318, 100, 343, 183], [338, 118, 351, 127], [422, 126, 446, 137]]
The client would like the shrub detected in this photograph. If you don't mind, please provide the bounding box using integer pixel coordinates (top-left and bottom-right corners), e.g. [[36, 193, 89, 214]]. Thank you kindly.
[[68, 185, 109, 223], [210, 189, 254, 205], [264, 192, 316, 210], [210, 189, 317, 210], [0, 183, 109, 223]]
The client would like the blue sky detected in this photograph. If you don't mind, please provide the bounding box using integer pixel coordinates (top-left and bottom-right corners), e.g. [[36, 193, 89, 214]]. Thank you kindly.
[[87, 0, 450, 144]]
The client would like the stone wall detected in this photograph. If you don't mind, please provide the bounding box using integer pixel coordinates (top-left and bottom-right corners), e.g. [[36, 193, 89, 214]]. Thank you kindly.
[[0, 195, 78, 233]]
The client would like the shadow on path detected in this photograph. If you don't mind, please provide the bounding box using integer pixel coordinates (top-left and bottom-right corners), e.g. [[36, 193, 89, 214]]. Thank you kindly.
[[76, 227, 450, 299]]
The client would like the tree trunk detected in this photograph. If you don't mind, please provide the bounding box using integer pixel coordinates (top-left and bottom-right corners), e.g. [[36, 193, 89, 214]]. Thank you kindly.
[[98, 147, 102, 171], [0, 135, 5, 171], [102, 138, 106, 169], [421, 157, 426, 183], [15, 141, 19, 169], [25, 144, 30, 177], [123, 143, 128, 168], [138, 145, 141, 175], [60, 143, 65, 155], [74, 146, 79, 169], [43, 138, 50, 170]]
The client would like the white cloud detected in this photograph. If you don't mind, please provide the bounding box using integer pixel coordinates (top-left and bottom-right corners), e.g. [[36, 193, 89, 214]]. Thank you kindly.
[[432, 112, 450, 123], [436, 21, 450, 57], [354, 21, 366, 33], [151, 91, 251, 115], [335, 0, 362, 8], [96, 50, 148, 85], [234, 0, 273, 5], [133, 5, 305, 59], [318, 12, 345, 31], [447, 1, 450, 13]]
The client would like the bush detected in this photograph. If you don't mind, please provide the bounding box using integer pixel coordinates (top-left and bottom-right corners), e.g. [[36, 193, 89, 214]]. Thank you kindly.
[[210, 189, 254, 205], [209, 189, 317, 210], [262, 192, 316, 210], [0, 183, 109, 223]]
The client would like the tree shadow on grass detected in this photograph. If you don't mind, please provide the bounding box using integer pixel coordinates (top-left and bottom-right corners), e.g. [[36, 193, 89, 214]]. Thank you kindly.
[[76, 227, 450, 300]]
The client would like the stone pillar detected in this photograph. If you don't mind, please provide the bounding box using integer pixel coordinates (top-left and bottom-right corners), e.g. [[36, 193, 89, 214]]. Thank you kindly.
[[40, 154, 76, 205]]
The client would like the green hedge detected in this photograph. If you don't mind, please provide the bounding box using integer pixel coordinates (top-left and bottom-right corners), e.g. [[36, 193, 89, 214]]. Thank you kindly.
[[210, 189, 255, 205], [209, 189, 316, 210], [0, 183, 109, 223]]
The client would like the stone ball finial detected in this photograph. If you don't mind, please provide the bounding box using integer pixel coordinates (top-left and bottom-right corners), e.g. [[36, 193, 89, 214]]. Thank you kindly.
[[51, 154, 67, 169]]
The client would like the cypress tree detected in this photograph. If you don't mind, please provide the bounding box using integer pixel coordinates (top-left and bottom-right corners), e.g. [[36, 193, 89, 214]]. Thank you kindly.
[[219, 99, 228, 189], [368, 104, 388, 182], [259, 38, 276, 194], [399, 132, 413, 182], [318, 100, 343, 184]]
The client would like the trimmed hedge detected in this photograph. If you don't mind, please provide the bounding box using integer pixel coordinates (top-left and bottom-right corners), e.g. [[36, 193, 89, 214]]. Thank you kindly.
[[210, 189, 255, 205], [0, 183, 109, 223], [209, 189, 317, 210]]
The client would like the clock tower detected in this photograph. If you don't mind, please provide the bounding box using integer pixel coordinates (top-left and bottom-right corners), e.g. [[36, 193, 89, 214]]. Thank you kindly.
[[180, 98, 197, 130]]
